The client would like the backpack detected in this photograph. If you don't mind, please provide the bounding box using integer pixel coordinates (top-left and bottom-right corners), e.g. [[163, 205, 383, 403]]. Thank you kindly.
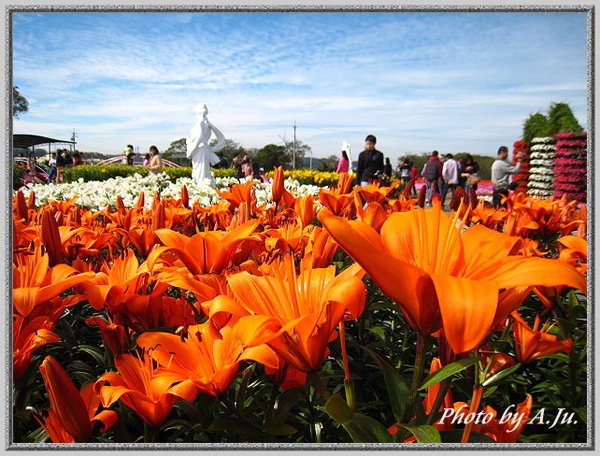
[[423, 160, 439, 181]]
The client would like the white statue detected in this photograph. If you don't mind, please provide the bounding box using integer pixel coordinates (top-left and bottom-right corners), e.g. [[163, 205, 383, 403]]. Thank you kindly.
[[186, 104, 226, 185]]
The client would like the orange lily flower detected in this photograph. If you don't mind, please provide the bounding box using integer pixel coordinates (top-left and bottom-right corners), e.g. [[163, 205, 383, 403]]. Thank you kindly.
[[464, 394, 532, 443], [38, 356, 118, 443], [96, 353, 197, 428], [294, 195, 317, 228], [146, 220, 260, 276], [125, 227, 159, 258], [213, 255, 366, 372], [217, 180, 256, 211], [557, 235, 587, 276], [468, 200, 509, 231], [13, 315, 60, 379], [336, 172, 354, 195], [194, 199, 233, 231], [262, 223, 308, 261], [44, 197, 80, 217], [318, 189, 355, 217], [300, 225, 339, 269], [111, 281, 198, 332], [423, 357, 454, 416], [80, 249, 148, 311], [41, 209, 64, 266], [480, 350, 516, 378], [353, 182, 397, 206], [271, 165, 296, 207], [137, 322, 278, 397], [85, 316, 129, 356], [14, 190, 30, 222], [354, 201, 389, 232], [13, 243, 93, 317], [575, 203, 586, 238], [318, 200, 586, 354], [511, 311, 573, 364]]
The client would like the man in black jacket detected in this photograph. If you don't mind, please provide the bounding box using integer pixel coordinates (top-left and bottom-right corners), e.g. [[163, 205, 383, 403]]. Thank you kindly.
[[356, 134, 384, 186]]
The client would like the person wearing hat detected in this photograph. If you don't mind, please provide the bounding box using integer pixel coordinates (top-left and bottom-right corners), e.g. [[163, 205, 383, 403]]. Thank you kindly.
[[356, 134, 384, 186]]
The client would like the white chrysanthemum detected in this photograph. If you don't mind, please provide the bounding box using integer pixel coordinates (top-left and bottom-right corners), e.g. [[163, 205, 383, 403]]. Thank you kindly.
[[531, 137, 556, 144], [529, 159, 554, 167]]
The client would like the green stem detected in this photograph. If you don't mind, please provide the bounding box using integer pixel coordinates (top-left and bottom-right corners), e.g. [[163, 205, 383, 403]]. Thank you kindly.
[[425, 379, 452, 425], [552, 304, 570, 340], [461, 384, 484, 443], [403, 334, 429, 422], [307, 371, 332, 402], [143, 423, 159, 443]]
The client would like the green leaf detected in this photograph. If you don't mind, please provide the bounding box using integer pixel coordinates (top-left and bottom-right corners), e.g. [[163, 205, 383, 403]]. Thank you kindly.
[[368, 326, 386, 341], [568, 289, 582, 308], [482, 385, 498, 398], [482, 363, 521, 387], [263, 424, 298, 436], [539, 353, 570, 362], [439, 429, 496, 443], [235, 367, 253, 413], [321, 395, 392, 443], [208, 417, 262, 439], [74, 344, 106, 366], [399, 424, 441, 443], [362, 346, 410, 423], [419, 357, 480, 390], [266, 388, 301, 428], [322, 394, 354, 424], [26, 426, 48, 443], [348, 413, 393, 443]]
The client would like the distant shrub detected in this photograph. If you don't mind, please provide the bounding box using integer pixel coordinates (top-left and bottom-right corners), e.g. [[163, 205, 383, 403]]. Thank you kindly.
[[13, 164, 26, 190], [63, 165, 236, 183]]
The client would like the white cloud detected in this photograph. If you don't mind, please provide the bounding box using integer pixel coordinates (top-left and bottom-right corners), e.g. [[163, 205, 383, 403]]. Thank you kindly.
[[12, 12, 588, 160]]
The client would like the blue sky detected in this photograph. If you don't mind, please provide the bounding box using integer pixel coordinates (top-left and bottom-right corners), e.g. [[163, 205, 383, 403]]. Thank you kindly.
[[12, 11, 588, 161]]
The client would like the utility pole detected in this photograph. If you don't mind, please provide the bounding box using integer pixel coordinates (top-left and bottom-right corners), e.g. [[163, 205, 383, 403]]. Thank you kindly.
[[71, 129, 78, 153], [293, 121, 297, 169]]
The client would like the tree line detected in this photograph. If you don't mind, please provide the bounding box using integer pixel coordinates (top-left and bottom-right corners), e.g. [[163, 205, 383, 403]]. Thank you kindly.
[[13, 86, 583, 177]]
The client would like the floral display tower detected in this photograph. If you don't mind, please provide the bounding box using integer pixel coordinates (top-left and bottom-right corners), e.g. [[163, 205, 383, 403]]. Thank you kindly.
[[512, 140, 529, 193], [527, 136, 556, 198], [553, 131, 587, 203]]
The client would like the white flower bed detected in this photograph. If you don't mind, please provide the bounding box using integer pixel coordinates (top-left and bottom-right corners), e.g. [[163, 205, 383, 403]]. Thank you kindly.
[[19, 172, 322, 211]]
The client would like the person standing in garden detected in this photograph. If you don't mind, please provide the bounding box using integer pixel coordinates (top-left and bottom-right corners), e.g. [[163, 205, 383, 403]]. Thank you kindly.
[[147, 145, 163, 175], [55, 149, 66, 183], [408, 160, 419, 197], [47, 152, 57, 183], [142, 153, 151, 167], [122, 144, 134, 164], [397, 158, 411, 186], [232, 154, 244, 178], [126, 152, 135, 166], [422, 150, 443, 206], [356, 134, 384, 186], [336, 149, 350, 173], [491, 145, 523, 207], [241, 154, 254, 178], [72, 152, 83, 166], [459, 153, 480, 191], [384, 157, 392, 178], [63, 150, 74, 169], [441, 153, 460, 209]]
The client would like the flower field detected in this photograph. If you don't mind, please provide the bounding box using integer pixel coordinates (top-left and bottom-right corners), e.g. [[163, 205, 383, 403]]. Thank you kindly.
[[12, 168, 588, 445]]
